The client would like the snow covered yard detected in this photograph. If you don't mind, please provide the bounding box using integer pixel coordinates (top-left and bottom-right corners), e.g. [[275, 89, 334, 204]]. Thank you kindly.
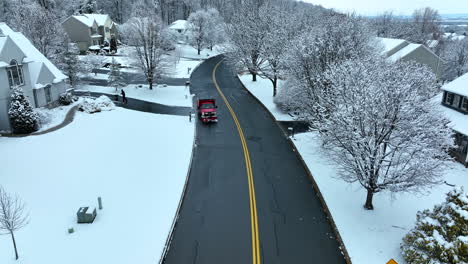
[[174, 43, 223, 60], [240, 73, 468, 264], [294, 132, 467, 264], [165, 58, 203, 79], [238, 74, 294, 121], [75, 84, 193, 107], [0, 107, 194, 264]]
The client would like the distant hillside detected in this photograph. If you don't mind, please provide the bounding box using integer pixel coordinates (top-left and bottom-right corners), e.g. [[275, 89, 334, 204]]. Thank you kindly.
[[440, 14, 468, 21]]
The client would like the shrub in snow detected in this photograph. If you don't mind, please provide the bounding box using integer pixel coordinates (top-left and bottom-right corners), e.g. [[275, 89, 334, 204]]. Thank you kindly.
[[79, 96, 115, 114], [8, 87, 38, 134], [34, 108, 52, 128], [401, 187, 468, 264], [59, 92, 75, 105]]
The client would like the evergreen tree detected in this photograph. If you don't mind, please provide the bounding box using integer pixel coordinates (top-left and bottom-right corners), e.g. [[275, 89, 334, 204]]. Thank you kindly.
[[8, 87, 38, 134], [108, 57, 126, 92], [79, 0, 97, 14], [62, 43, 81, 87], [401, 188, 468, 264]]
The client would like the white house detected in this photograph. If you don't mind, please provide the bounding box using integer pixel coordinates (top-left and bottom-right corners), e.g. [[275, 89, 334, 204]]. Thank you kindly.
[[0, 23, 67, 132], [62, 14, 118, 53], [168, 20, 190, 42], [439, 73, 468, 167], [378, 37, 444, 78]]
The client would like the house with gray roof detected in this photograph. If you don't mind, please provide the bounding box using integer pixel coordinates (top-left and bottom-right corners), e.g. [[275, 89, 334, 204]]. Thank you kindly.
[[439, 72, 468, 166], [62, 14, 118, 53], [0, 23, 68, 132], [378, 37, 444, 78]]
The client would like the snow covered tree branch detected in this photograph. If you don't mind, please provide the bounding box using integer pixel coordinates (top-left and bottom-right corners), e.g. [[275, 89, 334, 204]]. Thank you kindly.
[[317, 58, 453, 210], [0, 186, 29, 260], [130, 12, 168, 90]]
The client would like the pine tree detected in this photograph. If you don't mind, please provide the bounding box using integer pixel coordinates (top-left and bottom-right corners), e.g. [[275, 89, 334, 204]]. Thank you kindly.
[[8, 87, 38, 134], [401, 188, 468, 264], [62, 43, 81, 87], [79, 0, 97, 14], [107, 57, 126, 92]]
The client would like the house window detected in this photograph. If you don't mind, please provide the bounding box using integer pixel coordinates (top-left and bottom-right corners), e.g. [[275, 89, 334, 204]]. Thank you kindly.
[[44, 85, 51, 103], [462, 97, 468, 111], [445, 92, 454, 105], [7, 60, 24, 88], [105, 27, 110, 33]]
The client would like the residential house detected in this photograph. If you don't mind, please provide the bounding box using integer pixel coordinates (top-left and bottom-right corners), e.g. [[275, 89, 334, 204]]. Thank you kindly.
[[378, 37, 444, 78], [0, 23, 68, 132], [439, 73, 468, 166], [62, 14, 118, 53], [168, 20, 189, 42]]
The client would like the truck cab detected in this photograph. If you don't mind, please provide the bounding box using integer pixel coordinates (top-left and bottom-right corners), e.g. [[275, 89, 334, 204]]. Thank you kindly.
[[197, 99, 218, 123]]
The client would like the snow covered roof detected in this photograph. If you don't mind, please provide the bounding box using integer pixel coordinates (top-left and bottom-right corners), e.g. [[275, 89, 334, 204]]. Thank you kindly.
[[444, 32, 466, 41], [72, 14, 111, 27], [378, 37, 408, 54], [169, 20, 188, 30], [388, 43, 422, 62], [0, 23, 67, 88], [434, 93, 468, 136], [442, 73, 468, 97]]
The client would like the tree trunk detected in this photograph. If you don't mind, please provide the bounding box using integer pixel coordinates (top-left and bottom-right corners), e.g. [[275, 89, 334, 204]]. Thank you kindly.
[[252, 73, 257, 82], [11, 231, 18, 260], [149, 81, 153, 90], [197, 47, 201, 55], [364, 189, 374, 210], [273, 77, 277, 97]]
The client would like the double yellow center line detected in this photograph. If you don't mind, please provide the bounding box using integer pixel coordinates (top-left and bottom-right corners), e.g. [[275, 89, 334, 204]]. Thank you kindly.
[[212, 60, 261, 264]]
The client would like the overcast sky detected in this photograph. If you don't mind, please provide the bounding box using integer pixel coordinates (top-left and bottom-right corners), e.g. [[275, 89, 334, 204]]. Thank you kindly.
[[302, 0, 468, 16]]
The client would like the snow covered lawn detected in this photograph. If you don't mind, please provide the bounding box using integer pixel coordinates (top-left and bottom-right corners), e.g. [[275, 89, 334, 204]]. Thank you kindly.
[[294, 132, 467, 264], [174, 44, 222, 60], [75, 84, 192, 107], [165, 58, 203, 79], [0, 107, 194, 264], [238, 74, 294, 121], [240, 73, 468, 264]]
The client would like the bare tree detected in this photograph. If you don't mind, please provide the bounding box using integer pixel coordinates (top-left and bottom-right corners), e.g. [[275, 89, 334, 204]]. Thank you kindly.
[[316, 58, 453, 210], [0, 186, 29, 260], [442, 39, 468, 80], [225, 3, 268, 81], [131, 12, 167, 90], [258, 4, 298, 96], [187, 9, 210, 55], [411, 7, 442, 44], [277, 14, 378, 119]]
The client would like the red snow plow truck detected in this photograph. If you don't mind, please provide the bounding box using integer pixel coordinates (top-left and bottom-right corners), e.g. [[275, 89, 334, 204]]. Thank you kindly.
[[197, 99, 218, 123]]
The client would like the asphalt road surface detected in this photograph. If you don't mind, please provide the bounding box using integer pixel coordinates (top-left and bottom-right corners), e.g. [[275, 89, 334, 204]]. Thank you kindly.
[[163, 56, 346, 264]]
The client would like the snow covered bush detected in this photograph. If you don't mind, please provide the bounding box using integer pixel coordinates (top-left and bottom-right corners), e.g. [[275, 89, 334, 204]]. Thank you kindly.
[[79, 96, 115, 114], [401, 188, 468, 264], [59, 92, 75, 105], [34, 108, 53, 128], [8, 87, 38, 134]]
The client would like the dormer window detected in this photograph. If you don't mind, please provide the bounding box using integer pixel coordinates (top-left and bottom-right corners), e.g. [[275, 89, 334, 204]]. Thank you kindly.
[[7, 60, 24, 88]]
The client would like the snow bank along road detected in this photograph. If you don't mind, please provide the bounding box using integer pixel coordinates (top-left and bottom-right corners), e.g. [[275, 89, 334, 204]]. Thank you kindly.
[[162, 56, 346, 263]]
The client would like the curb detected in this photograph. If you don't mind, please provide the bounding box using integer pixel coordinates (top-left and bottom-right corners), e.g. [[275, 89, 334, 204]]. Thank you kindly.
[[237, 75, 353, 264]]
